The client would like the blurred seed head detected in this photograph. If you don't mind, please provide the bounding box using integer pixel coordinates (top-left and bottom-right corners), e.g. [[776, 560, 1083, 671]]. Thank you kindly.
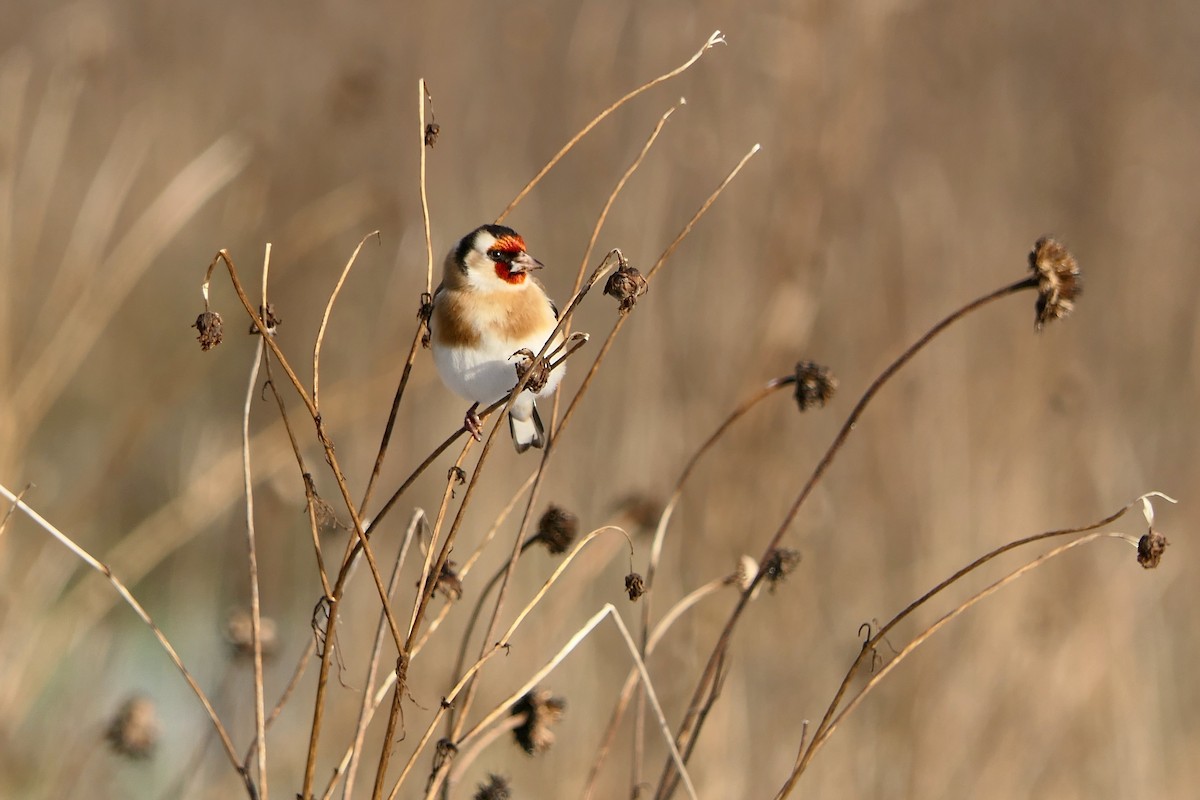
[[225, 609, 279, 659], [625, 572, 646, 601], [604, 261, 648, 314], [611, 492, 663, 533], [512, 688, 566, 755], [533, 505, 579, 555], [106, 695, 159, 759], [473, 774, 512, 800], [193, 311, 223, 351], [792, 361, 837, 412], [511, 348, 551, 393], [436, 561, 464, 601], [763, 548, 801, 590], [1137, 529, 1168, 569], [425, 122, 442, 147], [1030, 237, 1082, 330]]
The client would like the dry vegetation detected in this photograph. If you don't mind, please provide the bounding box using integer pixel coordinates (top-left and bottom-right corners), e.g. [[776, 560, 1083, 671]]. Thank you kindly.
[[0, 2, 1195, 799]]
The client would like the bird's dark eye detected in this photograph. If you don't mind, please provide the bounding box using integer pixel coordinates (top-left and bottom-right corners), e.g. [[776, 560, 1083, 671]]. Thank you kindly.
[[486, 248, 503, 261]]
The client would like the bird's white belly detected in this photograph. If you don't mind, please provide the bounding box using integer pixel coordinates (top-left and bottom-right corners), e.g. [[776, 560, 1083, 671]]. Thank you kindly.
[[433, 331, 564, 406]]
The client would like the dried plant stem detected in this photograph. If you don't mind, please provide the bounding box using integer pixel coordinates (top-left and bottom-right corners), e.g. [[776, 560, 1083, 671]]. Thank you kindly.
[[355, 81, 436, 515], [0, 483, 249, 794], [631, 376, 792, 788], [412, 473, 537, 658], [438, 432, 555, 792], [568, 103, 679, 302], [210, 250, 405, 799], [390, 527, 630, 798], [367, 440, 475, 800], [419, 79, 435, 295], [0, 481, 31, 539], [777, 528, 1140, 799], [655, 275, 1040, 800], [779, 499, 1150, 795], [241, 242, 272, 800], [433, 604, 699, 800], [582, 576, 732, 800], [357, 321, 427, 516], [315, 478, 537, 800], [261, 353, 334, 599], [212, 252, 399, 652], [313, 231, 380, 409], [337, 510, 423, 800], [496, 30, 724, 223], [446, 714, 525, 787], [244, 637, 316, 767], [558, 144, 761, 439]]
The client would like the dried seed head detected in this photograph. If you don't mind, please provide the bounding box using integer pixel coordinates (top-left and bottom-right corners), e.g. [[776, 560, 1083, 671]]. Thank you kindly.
[[1137, 529, 1168, 569], [193, 311, 224, 351], [534, 505, 579, 555], [425, 122, 442, 147], [625, 572, 646, 601], [436, 561, 463, 601], [512, 688, 566, 755], [612, 492, 663, 532], [792, 361, 837, 412], [106, 695, 159, 759], [1030, 237, 1082, 330], [762, 548, 801, 590], [473, 774, 512, 800], [604, 262, 648, 314], [225, 609, 279, 659], [248, 302, 282, 335], [511, 349, 551, 393]]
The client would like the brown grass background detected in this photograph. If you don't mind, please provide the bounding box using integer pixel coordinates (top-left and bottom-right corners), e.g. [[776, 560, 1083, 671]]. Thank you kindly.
[[1, 1, 1196, 798]]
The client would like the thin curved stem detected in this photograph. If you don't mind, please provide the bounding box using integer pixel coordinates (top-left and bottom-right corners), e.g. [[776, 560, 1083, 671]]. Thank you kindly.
[[655, 275, 1039, 800]]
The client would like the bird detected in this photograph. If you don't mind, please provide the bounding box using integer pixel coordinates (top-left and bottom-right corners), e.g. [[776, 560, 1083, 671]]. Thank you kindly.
[[429, 224, 565, 452]]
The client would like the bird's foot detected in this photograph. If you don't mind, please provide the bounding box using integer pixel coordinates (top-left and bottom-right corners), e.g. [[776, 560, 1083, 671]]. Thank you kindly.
[[464, 403, 483, 442]]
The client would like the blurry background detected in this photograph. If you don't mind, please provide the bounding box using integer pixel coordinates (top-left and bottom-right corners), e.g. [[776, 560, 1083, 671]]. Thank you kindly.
[[0, 1, 1196, 798]]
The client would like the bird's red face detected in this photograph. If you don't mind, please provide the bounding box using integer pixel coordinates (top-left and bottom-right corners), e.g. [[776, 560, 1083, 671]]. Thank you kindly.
[[486, 234, 543, 284]]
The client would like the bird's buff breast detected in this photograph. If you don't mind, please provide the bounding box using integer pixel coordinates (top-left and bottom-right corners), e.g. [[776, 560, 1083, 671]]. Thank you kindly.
[[431, 288, 564, 405]]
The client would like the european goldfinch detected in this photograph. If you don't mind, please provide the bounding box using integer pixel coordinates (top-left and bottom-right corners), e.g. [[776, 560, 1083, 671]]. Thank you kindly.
[[430, 224, 565, 452]]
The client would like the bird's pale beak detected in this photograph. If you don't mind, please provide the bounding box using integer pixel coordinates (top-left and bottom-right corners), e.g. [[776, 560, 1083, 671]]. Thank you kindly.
[[509, 251, 544, 274]]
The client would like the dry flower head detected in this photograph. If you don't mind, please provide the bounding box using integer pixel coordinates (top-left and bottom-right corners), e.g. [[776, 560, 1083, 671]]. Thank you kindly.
[[625, 572, 646, 601], [1137, 529, 1168, 569], [1030, 236, 1082, 329], [473, 774, 512, 800], [763, 548, 801, 590], [511, 348, 551, 393], [512, 688, 566, 755], [106, 695, 159, 759], [792, 361, 838, 412], [534, 504, 579, 555], [436, 560, 464, 601], [193, 311, 223, 351], [225, 609, 279, 659], [604, 260, 648, 314]]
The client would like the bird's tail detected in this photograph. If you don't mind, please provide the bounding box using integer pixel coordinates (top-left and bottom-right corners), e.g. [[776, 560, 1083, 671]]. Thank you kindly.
[[509, 403, 545, 453]]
